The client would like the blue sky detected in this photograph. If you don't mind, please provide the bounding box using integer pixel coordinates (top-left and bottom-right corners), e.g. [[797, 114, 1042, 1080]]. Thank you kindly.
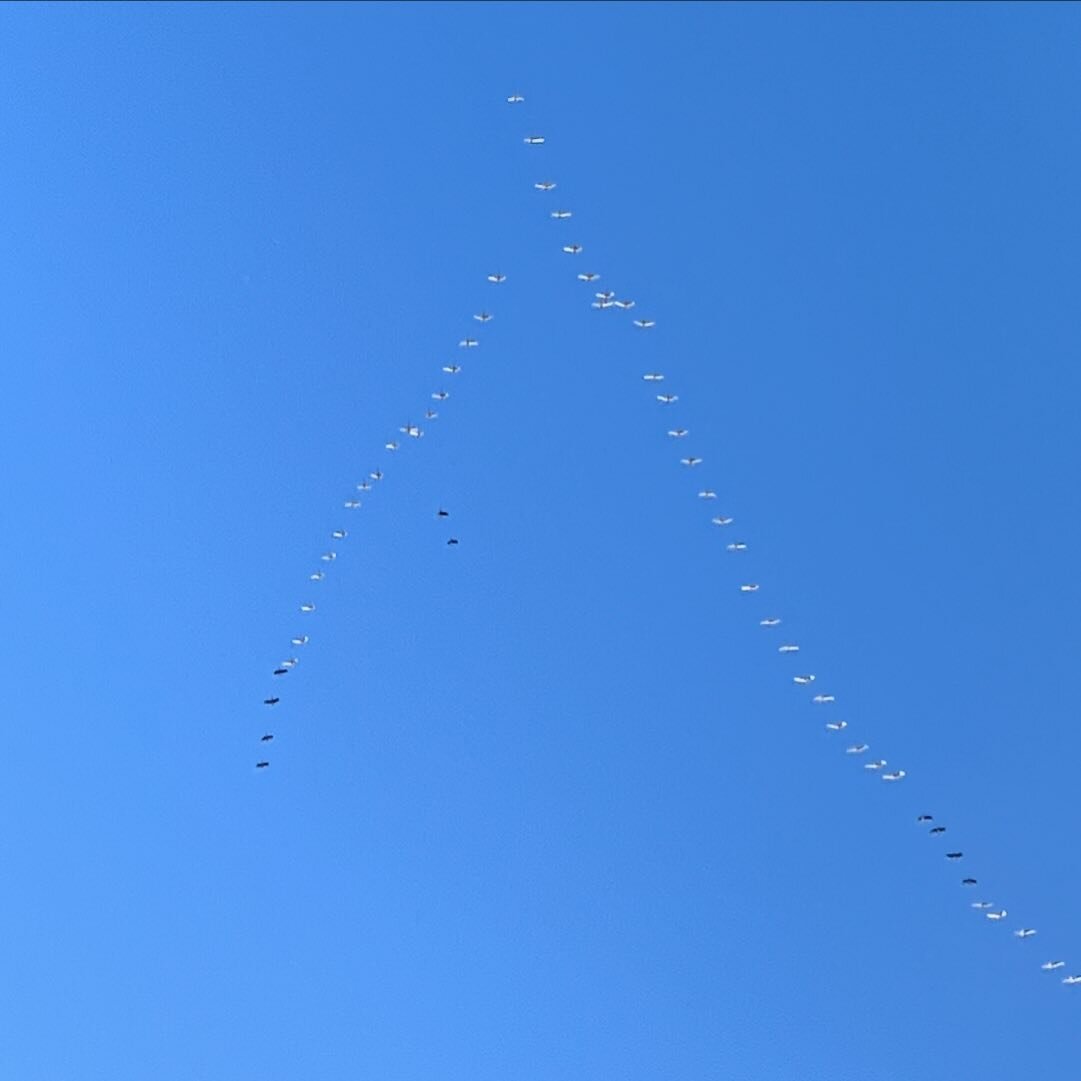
[[3, 2, 1081, 1078]]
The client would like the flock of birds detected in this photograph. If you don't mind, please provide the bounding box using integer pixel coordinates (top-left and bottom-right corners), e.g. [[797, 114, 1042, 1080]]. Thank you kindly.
[[253, 91, 1074, 988]]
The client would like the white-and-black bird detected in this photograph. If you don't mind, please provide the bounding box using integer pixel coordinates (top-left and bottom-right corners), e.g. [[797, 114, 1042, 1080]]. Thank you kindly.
[[1042, 961, 1066, 970], [740, 583, 760, 593], [657, 394, 678, 404], [668, 428, 689, 438], [474, 311, 493, 322], [524, 135, 545, 145], [401, 425, 423, 438], [726, 542, 748, 551], [432, 390, 449, 401], [344, 500, 361, 509], [613, 299, 636, 310], [825, 721, 848, 731], [291, 636, 309, 646], [459, 338, 479, 348], [321, 552, 336, 562], [812, 694, 835, 704], [487, 273, 507, 283], [442, 365, 461, 374], [712, 516, 734, 525], [300, 603, 315, 613], [563, 244, 583, 254], [986, 910, 1008, 920], [778, 644, 799, 653], [507, 94, 525, 103], [577, 272, 599, 282], [535, 181, 556, 191], [846, 744, 869, 755], [882, 770, 907, 782], [551, 209, 573, 219], [370, 470, 383, 481], [310, 571, 325, 581], [633, 319, 656, 329], [332, 529, 347, 539], [793, 674, 816, 684], [643, 373, 665, 382], [681, 457, 703, 467], [864, 759, 888, 770], [760, 617, 781, 627], [1014, 929, 1038, 938], [972, 901, 994, 909], [385, 441, 399, 451]]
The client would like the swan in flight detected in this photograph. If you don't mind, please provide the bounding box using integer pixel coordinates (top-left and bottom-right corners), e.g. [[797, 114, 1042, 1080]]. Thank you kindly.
[[592, 300, 615, 309], [864, 760, 888, 770], [487, 273, 506, 283], [432, 390, 450, 401], [425, 409, 439, 419], [562, 244, 583, 255], [524, 135, 545, 145], [1063, 975, 1081, 985], [1042, 961, 1065, 970], [459, 338, 479, 348], [321, 552, 336, 562], [310, 571, 325, 581], [385, 441, 399, 451], [986, 910, 1008, 921], [825, 721, 848, 731], [613, 299, 636, 310], [332, 529, 347, 539], [596, 291, 616, 301], [261, 734, 274, 742], [356, 481, 372, 491], [972, 901, 994, 910], [535, 181, 556, 191], [1014, 929, 1037, 938], [633, 319, 656, 329], [668, 428, 689, 438], [442, 365, 461, 374], [280, 659, 297, 669]]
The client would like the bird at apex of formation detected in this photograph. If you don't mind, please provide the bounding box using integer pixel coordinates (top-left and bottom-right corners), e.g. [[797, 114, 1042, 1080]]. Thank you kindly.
[[263, 697, 280, 706], [668, 428, 689, 438], [524, 135, 545, 145], [487, 273, 507, 283]]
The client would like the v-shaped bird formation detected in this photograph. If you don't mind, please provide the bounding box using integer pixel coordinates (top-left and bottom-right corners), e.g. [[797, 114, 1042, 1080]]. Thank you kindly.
[[252, 90, 1073, 992]]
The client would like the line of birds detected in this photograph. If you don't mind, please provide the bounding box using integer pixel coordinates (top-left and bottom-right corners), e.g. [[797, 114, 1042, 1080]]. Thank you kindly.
[[506, 91, 1073, 986]]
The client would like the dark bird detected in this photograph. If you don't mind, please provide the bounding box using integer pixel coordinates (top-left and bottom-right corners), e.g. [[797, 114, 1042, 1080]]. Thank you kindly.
[[946, 852, 964, 860], [447, 538, 459, 546], [437, 509, 449, 518], [260, 734, 274, 742], [962, 877, 978, 886], [930, 826, 946, 835], [263, 697, 280, 706], [256, 761, 270, 769], [273, 668, 288, 676], [916, 815, 934, 823]]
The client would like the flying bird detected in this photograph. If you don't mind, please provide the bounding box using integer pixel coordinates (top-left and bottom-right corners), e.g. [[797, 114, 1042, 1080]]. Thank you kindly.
[[864, 760, 888, 770], [291, 636, 309, 646], [260, 734, 274, 742], [740, 583, 760, 593], [356, 481, 372, 491], [474, 312, 493, 322], [437, 509, 449, 517], [280, 659, 297, 668], [845, 744, 869, 755], [1014, 929, 1038, 938], [929, 826, 946, 835], [668, 428, 689, 438], [385, 441, 400, 451], [778, 644, 799, 653], [321, 552, 336, 562], [643, 373, 665, 382], [945, 852, 964, 861], [962, 878, 978, 886], [400, 425, 423, 438], [881, 770, 907, 781], [592, 300, 615, 309], [812, 694, 835, 704], [825, 721, 848, 731], [442, 364, 461, 374], [726, 542, 748, 551], [657, 394, 678, 403], [713, 516, 734, 526], [793, 674, 816, 684], [447, 538, 459, 546], [551, 210, 573, 219], [986, 910, 1008, 920], [1042, 961, 1066, 970], [263, 697, 279, 706], [300, 603, 315, 613], [613, 299, 636, 310], [916, 815, 933, 823], [432, 390, 450, 400], [310, 572, 325, 581], [524, 135, 545, 145], [562, 244, 583, 254], [1063, 975, 1081, 985], [577, 272, 599, 281], [273, 668, 288, 676], [633, 319, 656, 329], [256, 761, 270, 769], [332, 530, 347, 539], [972, 902, 994, 910], [487, 273, 506, 283], [343, 500, 361, 509], [596, 291, 616, 301], [760, 617, 781, 627], [425, 409, 439, 419], [459, 338, 479, 348], [507, 94, 525, 103], [535, 181, 557, 191], [370, 471, 383, 481], [680, 457, 703, 467]]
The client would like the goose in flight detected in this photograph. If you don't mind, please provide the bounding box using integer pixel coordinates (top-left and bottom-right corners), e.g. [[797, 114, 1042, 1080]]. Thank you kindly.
[[535, 181, 557, 191], [551, 210, 573, 219], [845, 744, 869, 754], [825, 721, 848, 731], [385, 441, 399, 451], [474, 311, 493, 322], [1014, 929, 1038, 938], [442, 365, 461, 374], [962, 878, 978, 886], [740, 583, 760, 593], [260, 734, 274, 742], [668, 428, 689, 438], [929, 826, 946, 835], [273, 667, 288, 677], [321, 552, 336, 562], [760, 617, 781, 626], [263, 697, 280, 706], [332, 529, 347, 539], [577, 272, 599, 281], [400, 425, 423, 438], [881, 770, 907, 781], [778, 644, 799, 653], [793, 674, 816, 684], [713, 516, 734, 526], [487, 273, 506, 283], [562, 244, 583, 254], [437, 509, 449, 518], [633, 319, 656, 329], [459, 338, 479, 348], [1063, 975, 1081, 985], [447, 538, 459, 546], [986, 910, 1008, 920], [643, 373, 665, 382], [300, 603, 316, 613], [524, 135, 545, 145], [916, 815, 933, 823], [291, 636, 309, 646], [1042, 961, 1066, 971], [507, 94, 525, 103], [945, 852, 964, 861], [726, 542, 748, 551], [864, 759, 888, 770], [343, 500, 361, 509], [309, 571, 325, 581], [432, 390, 450, 401], [256, 761, 270, 769], [680, 457, 703, 467], [812, 694, 835, 704]]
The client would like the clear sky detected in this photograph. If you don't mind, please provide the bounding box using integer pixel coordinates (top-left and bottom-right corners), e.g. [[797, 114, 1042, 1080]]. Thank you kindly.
[[3, 2, 1081, 1078]]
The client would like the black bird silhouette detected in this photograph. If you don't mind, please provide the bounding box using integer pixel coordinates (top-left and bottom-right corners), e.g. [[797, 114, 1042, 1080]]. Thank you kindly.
[[437, 509, 449, 517], [263, 697, 280, 705], [447, 538, 459, 546], [260, 734, 274, 742], [273, 668, 288, 676], [256, 761, 270, 769], [962, 877, 978, 886], [929, 826, 946, 835], [946, 852, 964, 860], [916, 815, 933, 823]]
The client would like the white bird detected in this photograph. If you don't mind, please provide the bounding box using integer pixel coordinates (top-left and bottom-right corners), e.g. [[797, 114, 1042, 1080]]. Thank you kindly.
[[825, 721, 848, 731], [613, 299, 636, 310], [1063, 975, 1081, 985], [474, 312, 493, 322], [881, 770, 907, 781], [535, 181, 556, 191], [699, 490, 717, 499], [280, 658, 298, 668], [972, 901, 995, 909], [369, 470, 383, 480], [343, 500, 361, 509], [432, 390, 449, 401], [562, 244, 583, 254], [712, 516, 734, 526], [425, 409, 439, 419], [442, 364, 461, 374], [778, 644, 800, 653], [681, 457, 703, 467], [668, 428, 689, 438], [385, 441, 400, 451], [864, 759, 888, 770], [740, 583, 760, 593], [657, 393, 678, 404], [487, 273, 506, 283], [760, 617, 781, 627], [1042, 961, 1066, 970], [577, 272, 600, 282], [596, 291, 616, 301], [793, 674, 816, 684], [633, 319, 656, 329], [332, 529, 347, 539], [291, 636, 309, 646], [846, 744, 869, 754], [507, 94, 525, 104], [356, 481, 372, 491], [300, 603, 315, 613], [524, 135, 545, 145], [321, 552, 336, 562], [812, 694, 835, 704], [401, 425, 423, 438], [1015, 929, 1038, 938], [310, 571, 325, 581], [726, 542, 748, 551], [459, 338, 479, 348], [592, 300, 615, 309], [551, 210, 573, 219], [986, 910, 1008, 920], [643, 373, 665, 382]]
